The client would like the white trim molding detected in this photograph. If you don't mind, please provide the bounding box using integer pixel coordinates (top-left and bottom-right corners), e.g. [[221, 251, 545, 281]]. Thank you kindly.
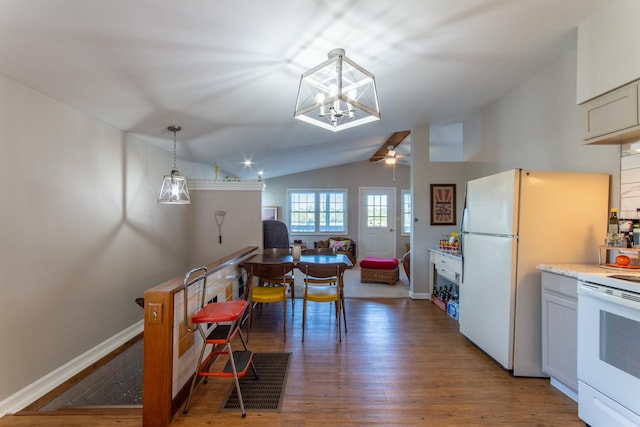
[[189, 179, 265, 191], [0, 320, 143, 417]]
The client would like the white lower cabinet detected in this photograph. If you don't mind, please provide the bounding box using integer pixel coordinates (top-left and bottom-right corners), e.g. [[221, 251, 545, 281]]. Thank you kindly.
[[428, 250, 462, 295], [541, 271, 578, 399]]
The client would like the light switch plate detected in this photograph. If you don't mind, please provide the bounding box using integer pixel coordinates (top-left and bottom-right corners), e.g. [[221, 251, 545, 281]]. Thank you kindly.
[[148, 302, 163, 325]]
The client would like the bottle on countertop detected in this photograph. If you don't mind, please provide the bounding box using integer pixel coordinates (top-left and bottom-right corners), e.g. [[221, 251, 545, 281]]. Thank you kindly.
[[609, 208, 619, 234]]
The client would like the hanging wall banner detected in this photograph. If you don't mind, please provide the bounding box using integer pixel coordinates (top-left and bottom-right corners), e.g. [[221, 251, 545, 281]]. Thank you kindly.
[[430, 184, 456, 225]]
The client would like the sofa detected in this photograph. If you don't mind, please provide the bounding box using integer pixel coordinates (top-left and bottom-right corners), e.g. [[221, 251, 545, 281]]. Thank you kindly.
[[315, 236, 356, 265]]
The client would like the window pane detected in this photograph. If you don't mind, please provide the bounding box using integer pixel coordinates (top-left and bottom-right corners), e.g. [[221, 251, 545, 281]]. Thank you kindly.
[[319, 192, 345, 232], [290, 192, 315, 233], [402, 191, 412, 234], [288, 189, 347, 234], [367, 194, 388, 228]]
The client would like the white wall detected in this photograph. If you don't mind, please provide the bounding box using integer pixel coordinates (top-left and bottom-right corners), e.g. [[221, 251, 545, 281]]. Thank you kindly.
[[410, 124, 467, 298], [463, 48, 620, 204], [577, 0, 640, 103], [0, 74, 211, 404], [430, 122, 464, 162], [187, 185, 263, 267]]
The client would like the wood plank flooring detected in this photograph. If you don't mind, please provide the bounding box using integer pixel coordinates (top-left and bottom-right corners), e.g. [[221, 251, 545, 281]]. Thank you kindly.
[[1, 298, 583, 426]]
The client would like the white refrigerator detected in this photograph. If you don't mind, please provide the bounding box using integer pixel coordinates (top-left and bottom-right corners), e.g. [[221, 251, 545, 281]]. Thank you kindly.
[[459, 169, 609, 377]]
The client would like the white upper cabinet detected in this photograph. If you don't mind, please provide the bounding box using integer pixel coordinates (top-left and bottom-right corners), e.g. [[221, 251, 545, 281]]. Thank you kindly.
[[581, 80, 640, 143], [577, 0, 640, 104]]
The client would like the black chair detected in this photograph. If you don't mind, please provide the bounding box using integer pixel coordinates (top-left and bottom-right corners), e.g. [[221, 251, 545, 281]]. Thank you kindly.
[[263, 220, 290, 249]]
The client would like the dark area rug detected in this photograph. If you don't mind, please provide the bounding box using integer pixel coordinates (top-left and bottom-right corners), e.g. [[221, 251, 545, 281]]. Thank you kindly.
[[220, 352, 291, 412]]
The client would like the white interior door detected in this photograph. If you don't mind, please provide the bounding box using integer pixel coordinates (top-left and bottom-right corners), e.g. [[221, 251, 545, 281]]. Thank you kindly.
[[359, 188, 396, 259]]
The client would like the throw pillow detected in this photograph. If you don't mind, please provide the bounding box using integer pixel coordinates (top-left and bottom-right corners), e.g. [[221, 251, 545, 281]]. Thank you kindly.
[[330, 240, 343, 250], [329, 239, 350, 251]]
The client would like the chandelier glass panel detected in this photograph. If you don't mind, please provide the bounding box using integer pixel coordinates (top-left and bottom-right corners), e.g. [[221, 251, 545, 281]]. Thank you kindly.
[[294, 48, 380, 131]]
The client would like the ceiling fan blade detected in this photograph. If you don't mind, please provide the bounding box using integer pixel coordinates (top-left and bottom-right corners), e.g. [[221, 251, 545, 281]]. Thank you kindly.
[[369, 130, 411, 162]]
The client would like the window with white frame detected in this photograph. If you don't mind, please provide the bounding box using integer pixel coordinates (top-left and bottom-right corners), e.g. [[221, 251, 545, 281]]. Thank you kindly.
[[402, 190, 412, 235], [288, 189, 347, 234]]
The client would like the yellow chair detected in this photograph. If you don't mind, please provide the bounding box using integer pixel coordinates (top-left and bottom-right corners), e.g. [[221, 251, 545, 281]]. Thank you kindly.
[[243, 261, 294, 342], [297, 261, 348, 342], [301, 248, 338, 286], [260, 248, 296, 310]]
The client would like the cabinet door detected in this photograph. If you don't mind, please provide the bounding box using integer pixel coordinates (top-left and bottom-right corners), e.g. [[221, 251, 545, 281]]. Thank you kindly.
[[541, 287, 578, 393], [582, 81, 638, 140]]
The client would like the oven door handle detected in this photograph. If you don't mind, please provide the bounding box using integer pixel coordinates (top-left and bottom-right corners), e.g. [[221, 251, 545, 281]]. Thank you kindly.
[[579, 284, 640, 311]]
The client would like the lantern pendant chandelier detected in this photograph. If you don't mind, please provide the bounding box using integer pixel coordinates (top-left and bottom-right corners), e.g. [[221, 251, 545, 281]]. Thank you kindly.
[[294, 48, 380, 132], [158, 125, 190, 204]]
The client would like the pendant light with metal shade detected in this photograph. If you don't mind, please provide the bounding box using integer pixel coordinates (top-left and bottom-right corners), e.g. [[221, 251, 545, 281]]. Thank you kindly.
[[158, 125, 190, 204]]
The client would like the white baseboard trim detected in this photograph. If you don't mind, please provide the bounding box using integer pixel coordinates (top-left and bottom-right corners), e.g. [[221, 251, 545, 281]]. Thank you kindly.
[[409, 291, 430, 299], [550, 377, 578, 402], [0, 320, 143, 417]]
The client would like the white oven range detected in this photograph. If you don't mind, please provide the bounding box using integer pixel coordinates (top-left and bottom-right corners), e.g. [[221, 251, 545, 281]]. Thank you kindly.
[[577, 272, 640, 427]]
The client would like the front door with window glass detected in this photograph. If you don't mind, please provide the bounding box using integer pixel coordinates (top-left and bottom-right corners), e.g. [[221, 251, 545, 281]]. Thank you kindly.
[[359, 188, 396, 259]]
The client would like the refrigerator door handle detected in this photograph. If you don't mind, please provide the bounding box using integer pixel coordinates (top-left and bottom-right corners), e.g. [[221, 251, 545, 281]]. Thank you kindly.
[[460, 185, 468, 283], [460, 234, 464, 283]]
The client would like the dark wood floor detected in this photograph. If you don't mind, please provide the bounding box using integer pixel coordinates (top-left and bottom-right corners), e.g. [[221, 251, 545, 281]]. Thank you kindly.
[[2, 298, 583, 426]]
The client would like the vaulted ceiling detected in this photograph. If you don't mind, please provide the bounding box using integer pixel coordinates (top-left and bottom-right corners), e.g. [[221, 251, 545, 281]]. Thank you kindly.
[[0, 0, 610, 179]]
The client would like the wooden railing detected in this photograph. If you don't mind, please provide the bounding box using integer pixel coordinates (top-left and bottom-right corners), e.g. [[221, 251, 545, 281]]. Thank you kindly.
[[142, 246, 258, 427]]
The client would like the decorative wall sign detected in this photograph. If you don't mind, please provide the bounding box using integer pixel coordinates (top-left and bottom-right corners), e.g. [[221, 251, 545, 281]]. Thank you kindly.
[[430, 184, 456, 225], [262, 206, 278, 221]]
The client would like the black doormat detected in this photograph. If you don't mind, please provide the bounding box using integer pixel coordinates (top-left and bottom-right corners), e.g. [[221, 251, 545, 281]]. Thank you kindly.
[[220, 352, 291, 412]]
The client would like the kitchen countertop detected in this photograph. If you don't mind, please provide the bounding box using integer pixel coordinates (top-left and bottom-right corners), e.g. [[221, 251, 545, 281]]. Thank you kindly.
[[536, 263, 605, 278], [538, 263, 640, 293], [429, 248, 461, 259]]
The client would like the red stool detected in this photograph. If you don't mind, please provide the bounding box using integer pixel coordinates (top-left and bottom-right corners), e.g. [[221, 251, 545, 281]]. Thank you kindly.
[[360, 257, 400, 286], [182, 267, 257, 417]]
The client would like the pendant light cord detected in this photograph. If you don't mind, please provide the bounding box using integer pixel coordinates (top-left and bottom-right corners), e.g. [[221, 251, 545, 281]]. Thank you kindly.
[[172, 130, 177, 171], [167, 125, 182, 172]]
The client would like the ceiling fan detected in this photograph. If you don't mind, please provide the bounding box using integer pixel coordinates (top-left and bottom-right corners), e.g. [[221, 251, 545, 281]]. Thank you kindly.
[[368, 130, 411, 163], [369, 130, 411, 181]]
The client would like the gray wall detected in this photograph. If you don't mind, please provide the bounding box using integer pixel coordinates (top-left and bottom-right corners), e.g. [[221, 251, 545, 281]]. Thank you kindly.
[[263, 161, 412, 258], [0, 74, 216, 404], [0, 73, 264, 407]]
